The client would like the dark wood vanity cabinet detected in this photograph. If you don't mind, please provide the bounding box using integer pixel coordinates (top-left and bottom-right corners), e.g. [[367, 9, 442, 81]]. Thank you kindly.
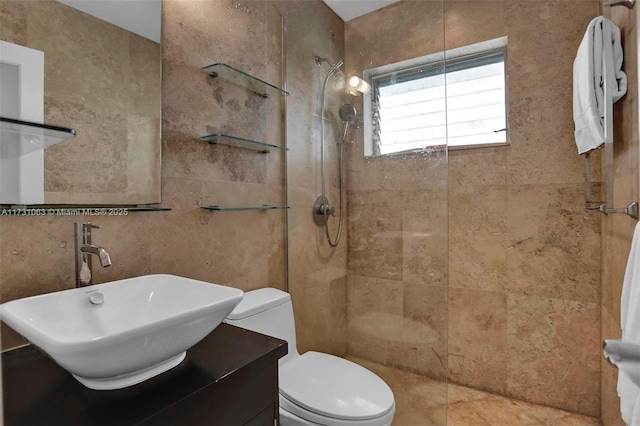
[[2, 324, 287, 426]]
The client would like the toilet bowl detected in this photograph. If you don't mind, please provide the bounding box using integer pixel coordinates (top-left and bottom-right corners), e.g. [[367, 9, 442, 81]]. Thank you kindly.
[[224, 288, 396, 426]]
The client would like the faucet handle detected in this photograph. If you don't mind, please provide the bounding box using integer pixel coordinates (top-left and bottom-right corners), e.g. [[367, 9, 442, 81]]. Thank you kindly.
[[80, 222, 102, 231], [75, 222, 102, 236]]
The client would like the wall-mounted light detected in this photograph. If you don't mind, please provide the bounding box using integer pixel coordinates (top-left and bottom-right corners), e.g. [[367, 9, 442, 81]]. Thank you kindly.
[[335, 75, 371, 95], [347, 76, 371, 95]]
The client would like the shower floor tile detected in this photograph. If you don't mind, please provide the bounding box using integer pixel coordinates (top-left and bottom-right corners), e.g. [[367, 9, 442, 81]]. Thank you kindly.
[[347, 356, 602, 426]]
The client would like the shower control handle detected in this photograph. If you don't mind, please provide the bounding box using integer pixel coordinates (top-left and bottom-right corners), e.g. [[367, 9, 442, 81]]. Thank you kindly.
[[322, 203, 335, 217], [315, 201, 335, 217], [313, 195, 336, 226]]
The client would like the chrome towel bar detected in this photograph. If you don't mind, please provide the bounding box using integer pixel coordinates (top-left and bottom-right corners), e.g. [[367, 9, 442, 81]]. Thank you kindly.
[[584, 147, 638, 219], [582, 16, 637, 219]]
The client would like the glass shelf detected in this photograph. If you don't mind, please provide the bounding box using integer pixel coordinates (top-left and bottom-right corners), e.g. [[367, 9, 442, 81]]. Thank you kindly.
[[0, 117, 76, 157], [199, 133, 287, 152], [202, 62, 289, 98], [123, 206, 172, 212], [200, 205, 289, 212]]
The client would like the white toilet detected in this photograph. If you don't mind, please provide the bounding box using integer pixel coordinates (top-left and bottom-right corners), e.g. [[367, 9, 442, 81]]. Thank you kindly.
[[224, 288, 396, 426]]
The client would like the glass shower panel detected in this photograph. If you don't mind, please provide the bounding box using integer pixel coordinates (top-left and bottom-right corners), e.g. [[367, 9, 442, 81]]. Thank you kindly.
[[344, 2, 448, 423]]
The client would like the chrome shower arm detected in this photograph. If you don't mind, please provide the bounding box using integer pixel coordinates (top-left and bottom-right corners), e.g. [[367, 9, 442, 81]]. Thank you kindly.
[[315, 56, 344, 77]]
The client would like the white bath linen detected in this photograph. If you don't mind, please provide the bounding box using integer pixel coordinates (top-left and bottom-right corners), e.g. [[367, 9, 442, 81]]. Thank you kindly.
[[605, 222, 640, 425], [573, 16, 627, 154]]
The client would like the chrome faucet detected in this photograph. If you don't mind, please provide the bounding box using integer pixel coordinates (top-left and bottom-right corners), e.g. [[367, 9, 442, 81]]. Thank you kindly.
[[75, 222, 111, 287]]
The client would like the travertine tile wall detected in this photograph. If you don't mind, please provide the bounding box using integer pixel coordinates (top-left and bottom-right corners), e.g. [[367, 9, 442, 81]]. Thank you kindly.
[[0, 0, 287, 349], [601, 6, 638, 426], [451, 0, 602, 416], [284, 1, 348, 357], [345, 0, 603, 417]]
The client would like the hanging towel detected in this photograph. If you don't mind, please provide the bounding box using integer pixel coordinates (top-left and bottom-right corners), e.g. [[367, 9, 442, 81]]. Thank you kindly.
[[604, 222, 640, 425], [573, 16, 627, 154]]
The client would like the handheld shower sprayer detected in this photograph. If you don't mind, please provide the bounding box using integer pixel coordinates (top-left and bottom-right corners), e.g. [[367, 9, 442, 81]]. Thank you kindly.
[[314, 55, 350, 248], [339, 104, 357, 143]]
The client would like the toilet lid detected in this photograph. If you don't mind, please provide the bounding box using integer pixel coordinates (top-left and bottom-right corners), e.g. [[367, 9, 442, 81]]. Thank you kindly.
[[279, 352, 395, 421]]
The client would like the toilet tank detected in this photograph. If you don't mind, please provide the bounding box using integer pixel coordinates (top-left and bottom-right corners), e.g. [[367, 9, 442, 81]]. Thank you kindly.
[[224, 288, 300, 365]]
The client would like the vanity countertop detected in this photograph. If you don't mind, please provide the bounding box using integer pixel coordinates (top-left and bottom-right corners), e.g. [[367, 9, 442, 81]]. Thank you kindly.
[[2, 323, 287, 426]]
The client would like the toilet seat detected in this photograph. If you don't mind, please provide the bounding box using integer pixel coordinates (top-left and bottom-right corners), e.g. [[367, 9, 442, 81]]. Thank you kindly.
[[279, 352, 395, 425]]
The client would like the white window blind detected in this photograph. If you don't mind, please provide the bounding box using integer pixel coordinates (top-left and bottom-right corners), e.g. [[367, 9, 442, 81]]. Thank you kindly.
[[366, 40, 508, 156]]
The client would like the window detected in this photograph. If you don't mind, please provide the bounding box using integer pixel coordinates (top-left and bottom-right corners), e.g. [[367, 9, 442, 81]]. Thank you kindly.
[[363, 37, 508, 157]]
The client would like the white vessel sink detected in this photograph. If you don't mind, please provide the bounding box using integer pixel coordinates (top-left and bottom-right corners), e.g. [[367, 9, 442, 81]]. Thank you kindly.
[[0, 274, 243, 390]]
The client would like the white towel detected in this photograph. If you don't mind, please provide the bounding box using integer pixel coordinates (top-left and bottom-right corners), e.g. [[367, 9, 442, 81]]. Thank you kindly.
[[573, 16, 627, 154], [622, 224, 640, 364], [605, 222, 640, 425]]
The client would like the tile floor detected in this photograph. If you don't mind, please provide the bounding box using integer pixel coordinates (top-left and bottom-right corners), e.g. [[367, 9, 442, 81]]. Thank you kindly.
[[349, 357, 602, 426]]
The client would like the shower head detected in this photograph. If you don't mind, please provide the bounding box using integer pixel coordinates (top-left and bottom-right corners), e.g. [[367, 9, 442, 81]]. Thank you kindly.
[[316, 56, 344, 77], [339, 104, 357, 123], [339, 104, 357, 143]]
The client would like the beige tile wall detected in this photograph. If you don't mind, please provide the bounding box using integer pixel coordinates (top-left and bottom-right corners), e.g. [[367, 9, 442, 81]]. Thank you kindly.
[[601, 5, 638, 426], [284, 1, 348, 357], [0, 0, 288, 349], [345, 0, 603, 417], [450, 0, 603, 416]]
